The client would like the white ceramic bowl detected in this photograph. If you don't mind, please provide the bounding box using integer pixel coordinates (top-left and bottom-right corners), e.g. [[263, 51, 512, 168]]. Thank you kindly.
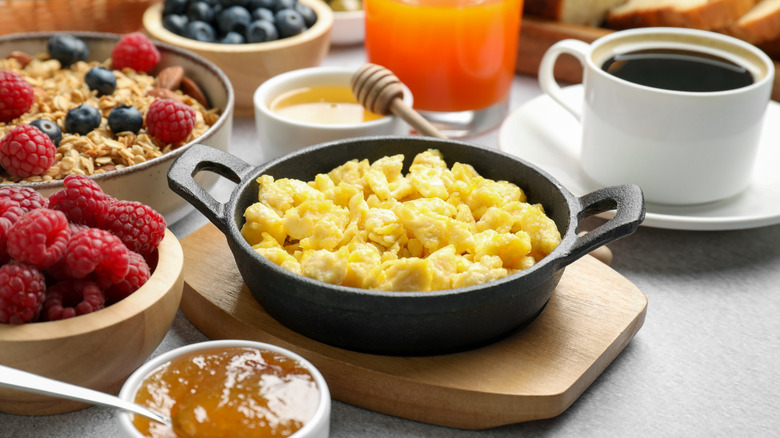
[[331, 10, 365, 46], [253, 66, 412, 163], [117, 339, 331, 438], [0, 31, 234, 224]]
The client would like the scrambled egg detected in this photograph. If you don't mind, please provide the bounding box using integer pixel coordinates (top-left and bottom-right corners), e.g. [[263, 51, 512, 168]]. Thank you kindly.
[[241, 150, 561, 292]]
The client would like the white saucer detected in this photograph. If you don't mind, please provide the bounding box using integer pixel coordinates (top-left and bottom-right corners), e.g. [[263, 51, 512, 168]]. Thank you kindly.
[[498, 85, 780, 231]]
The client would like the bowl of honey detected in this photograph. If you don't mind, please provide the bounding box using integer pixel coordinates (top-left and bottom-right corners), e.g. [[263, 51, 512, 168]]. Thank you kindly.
[[253, 66, 412, 163], [117, 339, 331, 438]]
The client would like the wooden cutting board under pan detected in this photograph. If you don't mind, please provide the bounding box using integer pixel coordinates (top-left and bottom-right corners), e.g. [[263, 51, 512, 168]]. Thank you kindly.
[[179, 223, 647, 430]]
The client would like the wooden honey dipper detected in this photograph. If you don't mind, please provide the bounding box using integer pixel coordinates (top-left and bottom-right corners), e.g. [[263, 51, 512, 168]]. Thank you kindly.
[[351, 63, 447, 139]]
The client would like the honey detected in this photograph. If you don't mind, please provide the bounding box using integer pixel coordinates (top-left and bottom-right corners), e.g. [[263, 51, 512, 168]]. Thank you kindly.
[[132, 346, 320, 438], [270, 85, 383, 124]]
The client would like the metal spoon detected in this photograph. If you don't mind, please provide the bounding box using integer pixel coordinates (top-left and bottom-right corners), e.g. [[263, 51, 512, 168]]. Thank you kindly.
[[0, 364, 172, 429]]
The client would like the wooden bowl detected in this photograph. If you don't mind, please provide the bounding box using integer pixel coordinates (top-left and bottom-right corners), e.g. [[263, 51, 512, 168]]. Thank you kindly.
[[142, 0, 334, 117], [0, 229, 184, 415]]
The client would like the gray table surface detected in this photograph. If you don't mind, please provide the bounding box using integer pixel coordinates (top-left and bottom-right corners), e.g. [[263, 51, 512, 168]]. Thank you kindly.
[[3, 45, 780, 438]]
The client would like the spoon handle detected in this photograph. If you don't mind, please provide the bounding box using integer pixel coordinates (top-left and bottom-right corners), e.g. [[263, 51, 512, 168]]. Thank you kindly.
[[0, 364, 170, 426]]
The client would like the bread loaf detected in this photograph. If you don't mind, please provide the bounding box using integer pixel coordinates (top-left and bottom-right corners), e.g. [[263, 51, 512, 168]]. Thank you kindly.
[[605, 0, 758, 30], [524, 0, 629, 26], [722, 0, 780, 43]]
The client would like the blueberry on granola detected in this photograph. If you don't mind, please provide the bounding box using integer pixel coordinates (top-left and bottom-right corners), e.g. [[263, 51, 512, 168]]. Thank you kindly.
[[30, 119, 62, 146], [108, 105, 143, 134], [65, 104, 102, 136], [85, 67, 117, 97], [47, 34, 89, 67]]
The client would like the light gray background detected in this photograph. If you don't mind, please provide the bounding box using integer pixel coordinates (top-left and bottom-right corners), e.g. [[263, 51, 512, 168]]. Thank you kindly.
[[2, 45, 779, 438]]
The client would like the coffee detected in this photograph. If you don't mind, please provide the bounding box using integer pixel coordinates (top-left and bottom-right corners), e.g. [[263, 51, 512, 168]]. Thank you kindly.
[[601, 48, 754, 92]]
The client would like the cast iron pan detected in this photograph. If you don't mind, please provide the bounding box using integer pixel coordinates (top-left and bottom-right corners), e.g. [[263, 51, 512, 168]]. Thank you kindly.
[[168, 136, 645, 355]]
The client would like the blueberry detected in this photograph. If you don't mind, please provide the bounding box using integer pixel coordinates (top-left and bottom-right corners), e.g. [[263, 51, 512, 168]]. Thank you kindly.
[[251, 7, 274, 22], [220, 0, 250, 7], [185, 21, 218, 42], [108, 105, 143, 134], [47, 34, 89, 67], [248, 0, 277, 9], [273, 0, 296, 13], [187, 1, 216, 23], [85, 67, 117, 96], [275, 9, 306, 38], [246, 20, 278, 43], [163, 14, 189, 35], [216, 5, 252, 34], [65, 104, 102, 136], [163, 0, 190, 15], [30, 119, 62, 146], [219, 31, 246, 44], [294, 2, 316, 27]]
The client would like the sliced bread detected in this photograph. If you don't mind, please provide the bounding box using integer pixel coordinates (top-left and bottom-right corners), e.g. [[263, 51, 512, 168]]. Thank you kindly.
[[524, 0, 629, 26], [722, 0, 780, 43], [605, 0, 758, 30]]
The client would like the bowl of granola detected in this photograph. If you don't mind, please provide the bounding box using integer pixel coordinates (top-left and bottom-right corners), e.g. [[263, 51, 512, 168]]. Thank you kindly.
[[0, 31, 234, 223]]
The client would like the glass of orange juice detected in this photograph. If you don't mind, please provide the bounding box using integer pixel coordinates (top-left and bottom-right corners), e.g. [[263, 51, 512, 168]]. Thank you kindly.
[[364, 0, 522, 137]]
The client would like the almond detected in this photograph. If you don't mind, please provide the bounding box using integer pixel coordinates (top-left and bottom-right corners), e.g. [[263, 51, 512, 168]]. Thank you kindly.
[[6, 51, 33, 68], [155, 66, 184, 90], [180, 76, 209, 107], [146, 88, 183, 102]]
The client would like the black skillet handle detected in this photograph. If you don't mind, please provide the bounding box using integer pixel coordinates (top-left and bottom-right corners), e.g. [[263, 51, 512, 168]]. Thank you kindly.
[[167, 144, 255, 234], [561, 184, 646, 266]]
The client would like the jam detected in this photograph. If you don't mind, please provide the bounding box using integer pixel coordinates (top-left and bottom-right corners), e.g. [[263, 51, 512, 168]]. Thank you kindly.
[[132, 346, 320, 438]]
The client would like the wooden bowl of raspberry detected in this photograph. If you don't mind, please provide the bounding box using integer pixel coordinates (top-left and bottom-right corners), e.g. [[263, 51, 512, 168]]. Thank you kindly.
[[0, 31, 234, 224], [143, 0, 333, 117], [0, 178, 184, 415]]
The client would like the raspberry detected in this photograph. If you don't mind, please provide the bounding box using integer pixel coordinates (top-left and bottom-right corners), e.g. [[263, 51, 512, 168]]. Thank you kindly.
[[7, 209, 71, 269], [0, 218, 11, 264], [0, 70, 34, 123], [49, 174, 116, 227], [44, 280, 105, 321], [145, 99, 196, 143], [0, 124, 57, 178], [0, 186, 49, 212], [0, 198, 26, 264], [0, 262, 46, 324], [101, 200, 166, 256], [0, 197, 26, 224], [106, 251, 150, 304], [63, 228, 129, 284], [111, 32, 160, 73]]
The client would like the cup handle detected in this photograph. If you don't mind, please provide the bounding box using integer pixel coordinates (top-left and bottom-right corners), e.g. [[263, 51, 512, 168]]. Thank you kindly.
[[538, 39, 591, 121]]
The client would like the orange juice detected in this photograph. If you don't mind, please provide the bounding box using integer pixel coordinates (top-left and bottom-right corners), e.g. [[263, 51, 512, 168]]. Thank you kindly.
[[364, 0, 522, 112]]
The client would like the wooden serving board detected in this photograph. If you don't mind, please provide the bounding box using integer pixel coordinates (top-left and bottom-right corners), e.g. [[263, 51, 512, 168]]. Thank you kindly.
[[179, 224, 647, 430], [517, 17, 780, 101]]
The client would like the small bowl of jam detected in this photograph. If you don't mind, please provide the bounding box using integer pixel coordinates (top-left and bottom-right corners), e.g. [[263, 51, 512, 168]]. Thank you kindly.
[[117, 340, 331, 438], [253, 66, 413, 163]]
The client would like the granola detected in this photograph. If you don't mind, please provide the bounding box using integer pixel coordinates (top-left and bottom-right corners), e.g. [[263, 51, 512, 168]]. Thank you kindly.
[[0, 54, 220, 184]]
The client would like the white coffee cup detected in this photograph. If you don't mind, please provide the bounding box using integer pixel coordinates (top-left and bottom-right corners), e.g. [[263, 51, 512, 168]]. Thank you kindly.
[[539, 27, 774, 205]]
